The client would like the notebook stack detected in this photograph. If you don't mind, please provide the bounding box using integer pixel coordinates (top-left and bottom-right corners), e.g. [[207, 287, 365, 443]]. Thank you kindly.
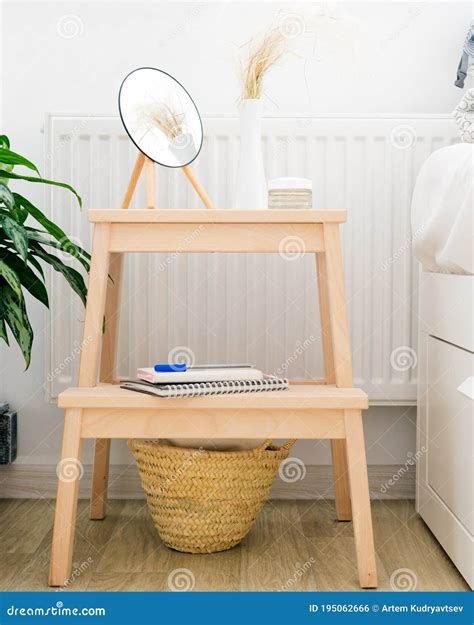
[[120, 364, 288, 398]]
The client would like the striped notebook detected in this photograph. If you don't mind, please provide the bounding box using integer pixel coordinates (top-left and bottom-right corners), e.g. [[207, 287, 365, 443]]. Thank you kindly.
[[120, 376, 288, 398]]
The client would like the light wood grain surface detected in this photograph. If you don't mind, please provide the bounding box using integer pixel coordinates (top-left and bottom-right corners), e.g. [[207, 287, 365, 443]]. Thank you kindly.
[[57, 202, 373, 587], [87, 209, 347, 223], [107, 222, 326, 253], [59, 384, 368, 409], [0, 499, 468, 592]]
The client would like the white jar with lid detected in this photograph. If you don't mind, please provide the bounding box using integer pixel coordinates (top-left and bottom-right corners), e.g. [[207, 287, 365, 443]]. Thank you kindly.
[[268, 177, 313, 209]]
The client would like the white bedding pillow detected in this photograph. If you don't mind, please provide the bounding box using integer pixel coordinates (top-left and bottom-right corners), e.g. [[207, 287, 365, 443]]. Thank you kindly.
[[411, 143, 473, 275]]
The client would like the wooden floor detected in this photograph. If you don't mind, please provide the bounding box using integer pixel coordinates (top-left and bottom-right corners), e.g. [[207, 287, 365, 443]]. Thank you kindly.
[[0, 498, 468, 592]]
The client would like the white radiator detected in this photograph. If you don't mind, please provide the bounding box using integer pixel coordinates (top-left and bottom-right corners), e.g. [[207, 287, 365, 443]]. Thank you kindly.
[[45, 114, 459, 404]]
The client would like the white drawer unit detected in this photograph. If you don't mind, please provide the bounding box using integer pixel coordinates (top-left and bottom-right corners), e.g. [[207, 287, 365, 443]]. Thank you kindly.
[[417, 272, 474, 588]]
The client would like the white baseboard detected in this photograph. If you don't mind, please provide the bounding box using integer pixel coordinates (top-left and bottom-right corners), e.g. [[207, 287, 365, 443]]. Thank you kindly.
[[0, 464, 414, 500]]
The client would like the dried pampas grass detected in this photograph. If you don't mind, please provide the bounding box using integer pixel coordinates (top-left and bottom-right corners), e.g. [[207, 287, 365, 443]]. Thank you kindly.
[[140, 101, 185, 140], [240, 28, 287, 100]]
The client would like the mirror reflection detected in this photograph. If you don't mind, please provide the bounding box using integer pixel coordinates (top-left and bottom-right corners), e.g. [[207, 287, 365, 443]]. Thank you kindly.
[[118, 67, 203, 168]]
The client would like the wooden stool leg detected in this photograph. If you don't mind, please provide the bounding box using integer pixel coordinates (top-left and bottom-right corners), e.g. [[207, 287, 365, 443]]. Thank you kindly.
[[122, 152, 145, 209], [90, 252, 124, 520], [78, 223, 111, 388], [145, 157, 155, 209], [330, 440, 352, 520], [323, 224, 353, 387], [344, 409, 377, 588], [182, 165, 215, 209], [316, 251, 351, 520], [90, 439, 111, 520], [88, 151, 141, 519], [323, 224, 377, 587], [49, 409, 83, 587], [99, 253, 124, 384], [76, 223, 111, 518]]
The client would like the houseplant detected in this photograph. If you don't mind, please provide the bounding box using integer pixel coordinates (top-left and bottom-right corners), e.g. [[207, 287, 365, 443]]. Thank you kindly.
[[0, 134, 89, 368]]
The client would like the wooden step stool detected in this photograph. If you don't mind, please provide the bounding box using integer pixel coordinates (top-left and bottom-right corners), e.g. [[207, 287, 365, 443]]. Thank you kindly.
[[48, 206, 377, 589]]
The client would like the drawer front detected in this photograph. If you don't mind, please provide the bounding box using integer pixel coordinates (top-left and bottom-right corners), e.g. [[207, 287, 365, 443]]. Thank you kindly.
[[427, 336, 473, 535], [419, 273, 474, 351]]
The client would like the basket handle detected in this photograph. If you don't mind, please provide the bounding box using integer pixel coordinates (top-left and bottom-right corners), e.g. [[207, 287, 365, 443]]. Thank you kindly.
[[280, 439, 298, 451], [257, 439, 298, 451]]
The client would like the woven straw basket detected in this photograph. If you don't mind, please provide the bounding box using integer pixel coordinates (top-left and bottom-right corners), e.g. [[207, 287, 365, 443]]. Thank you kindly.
[[129, 438, 296, 554]]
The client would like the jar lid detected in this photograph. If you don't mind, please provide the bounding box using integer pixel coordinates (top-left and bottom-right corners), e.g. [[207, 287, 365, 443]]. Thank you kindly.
[[268, 177, 312, 191]]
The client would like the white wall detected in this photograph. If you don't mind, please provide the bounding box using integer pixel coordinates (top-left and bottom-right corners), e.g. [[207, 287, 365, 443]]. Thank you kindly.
[[0, 1, 471, 471]]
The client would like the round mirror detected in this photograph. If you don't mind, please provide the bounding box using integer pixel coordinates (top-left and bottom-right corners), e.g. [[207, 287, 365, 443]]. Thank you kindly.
[[118, 67, 203, 168]]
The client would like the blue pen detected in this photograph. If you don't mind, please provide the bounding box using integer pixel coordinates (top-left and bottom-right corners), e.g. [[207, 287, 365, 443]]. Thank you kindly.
[[154, 363, 187, 372]]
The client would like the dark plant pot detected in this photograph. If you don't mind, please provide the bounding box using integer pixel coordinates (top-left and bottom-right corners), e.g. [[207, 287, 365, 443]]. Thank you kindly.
[[0, 402, 17, 464]]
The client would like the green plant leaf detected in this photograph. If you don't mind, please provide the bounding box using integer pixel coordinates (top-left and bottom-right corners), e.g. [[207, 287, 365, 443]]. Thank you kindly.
[[1, 184, 28, 223], [11, 199, 29, 224], [0, 316, 9, 345], [0, 281, 33, 368], [26, 229, 90, 273], [0, 229, 45, 280], [0, 171, 82, 208], [0, 148, 40, 176], [0, 167, 13, 186], [0, 214, 28, 260], [0, 258, 22, 301], [0, 137, 86, 366], [0, 137, 13, 185], [15, 194, 91, 268], [0, 249, 48, 307], [15, 193, 69, 239], [0, 232, 45, 280], [0, 182, 15, 209], [31, 245, 87, 305], [26, 253, 45, 280]]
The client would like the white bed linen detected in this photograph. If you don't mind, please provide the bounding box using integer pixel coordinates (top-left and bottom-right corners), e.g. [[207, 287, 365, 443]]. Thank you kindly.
[[411, 143, 473, 275]]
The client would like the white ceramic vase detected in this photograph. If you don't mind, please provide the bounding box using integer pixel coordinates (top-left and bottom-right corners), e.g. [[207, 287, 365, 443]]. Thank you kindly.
[[169, 133, 196, 165], [233, 98, 267, 209]]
